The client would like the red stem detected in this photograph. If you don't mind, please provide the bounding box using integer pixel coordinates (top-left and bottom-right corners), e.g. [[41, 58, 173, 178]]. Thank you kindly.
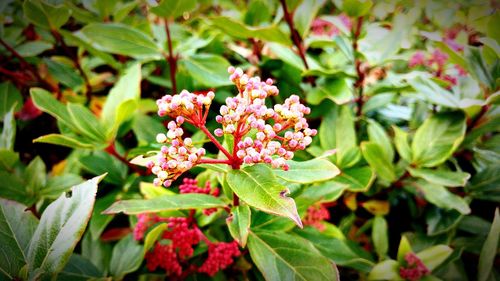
[[279, 0, 309, 70], [199, 125, 233, 160], [352, 17, 365, 119], [105, 143, 148, 176], [164, 19, 177, 94]]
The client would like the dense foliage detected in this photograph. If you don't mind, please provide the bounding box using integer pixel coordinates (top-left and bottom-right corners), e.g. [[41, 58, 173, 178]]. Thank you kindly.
[[0, 0, 499, 280]]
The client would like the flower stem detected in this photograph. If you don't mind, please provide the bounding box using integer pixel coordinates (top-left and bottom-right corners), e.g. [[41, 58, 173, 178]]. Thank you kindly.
[[199, 125, 233, 160], [105, 142, 148, 176], [164, 18, 177, 94], [279, 0, 309, 70]]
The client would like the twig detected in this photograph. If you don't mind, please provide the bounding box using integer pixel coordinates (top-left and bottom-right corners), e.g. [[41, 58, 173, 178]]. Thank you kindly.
[[199, 125, 233, 160], [352, 17, 365, 118], [105, 142, 148, 176], [279, 0, 309, 70], [466, 104, 490, 134], [51, 30, 93, 103], [164, 18, 178, 94]]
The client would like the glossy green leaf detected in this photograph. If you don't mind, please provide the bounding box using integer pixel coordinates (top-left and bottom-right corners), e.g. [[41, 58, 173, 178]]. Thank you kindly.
[[0, 149, 19, 171], [274, 158, 340, 184], [372, 216, 388, 259], [103, 193, 227, 215], [0, 199, 39, 280], [180, 54, 233, 87], [407, 167, 470, 187], [32, 134, 95, 149], [23, 0, 70, 30], [468, 167, 500, 202], [0, 171, 31, 205], [397, 236, 412, 263], [478, 208, 500, 281], [227, 204, 251, 247], [25, 156, 47, 200], [393, 126, 412, 162], [16, 41, 52, 57], [150, 0, 196, 18], [81, 232, 111, 274], [67, 103, 107, 142], [57, 254, 103, 281], [361, 142, 396, 182], [81, 23, 161, 58], [416, 245, 453, 271], [294, 227, 375, 272], [367, 259, 401, 280], [27, 174, 106, 278], [367, 119, 394, 162], [109, 234, 143, 279], [335, 166, 375, 192], [300, 180, 347, 203], [80, 151, 128, 185], [102, 63, 141, 136], [408, 76, 460, 108], [144, 223, 168, 253], [308, 77, 353, 105], [45, 58, 84, 90], [0, 82, 22, 118], [412, 180, 471, 215], [30, 88, 74, 127], [342, 0, 373, 17], [0, 106, 15, 150], [226, 164, 302, 227], [293, 0, 326, 37], [466, 47, 495, 90], [248, 230, 339, 281], [412, 112, 466, 167], [41, 174, 83, 199], [89, 192, 119, 240]]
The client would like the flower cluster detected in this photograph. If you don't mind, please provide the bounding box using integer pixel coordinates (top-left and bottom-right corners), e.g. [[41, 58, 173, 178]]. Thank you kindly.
[[216, 67, 316, 170], [303, 203, 330, 231], [399, 252, 430, 281], [133, 213, 168, 240], [409, 49, 466, 87], [198, 241, 241, 276], [149, 118, 206, 187], [179, 178, 220, 215]]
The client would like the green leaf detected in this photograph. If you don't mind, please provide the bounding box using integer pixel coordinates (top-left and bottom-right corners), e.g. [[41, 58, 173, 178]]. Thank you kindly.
[[300, 180, 347, 203], [103, 193, 227, 215], [361, 142, 396, 183], [81, 232, 111, 274], [367, 259, 401, 280], [40, 174, 83, 199], [393, 126, 412, 162], [372, 216, 388, 259], [478, 208, 500, 281], [30, 88, 74, 128], [468, 167, 500, 202], [44, 58, 84, 90], [248, 230, 339, 281], [180, 54, 233, 88], [274, 158, 340, 184], [335, 166, 375, 192], [412, 180, 471, 215], [307, 77, 353, 105], [407, 167, 470, 187], [367, 119, 394, 162], [294, 227, 375, 272], [102, 63, 141, 136], [210, 17, 291, 46], [0, 149, 19, 171], [408, 76, 460, 108], [0, 171, 31, 205], [24, 157, 47, 200], [80, 151, 127, 185], [67, 103, 107, 142], [81, 23, 161, 59], [32, 134, 95, 149], [89, 192, 119, 240], [226, 164, 302, 227], [0, 105, 16, 150], [342, 0, 373, 17], [412, 112, 466, 167], [416, 245, 453, 271], [23, 0, 70, 30], [293, 0, 326, 38], [227, 204, 251, 247], [0, 82, 22, 118], [397, 236, 413, 263], [466, 47, 495, 90], [27, 174, 106, 278], [144, 223, 168, 253], [16, 41, 52, 57], [109, 234, 143, 279], [0, 199, 39, 280], [150, 0, 196, 18], [57, 254, 103, 281]]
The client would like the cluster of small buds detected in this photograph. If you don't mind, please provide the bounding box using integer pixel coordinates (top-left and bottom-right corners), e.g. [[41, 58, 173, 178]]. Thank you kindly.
[[146, 243, 182, 276], [409, 49, 467, 87], [179, 178, 220, 215], [156, 90, 215, 123], [149, 118, 206, 187], [197, 241, 241, 276], [399, 252, 430, 281], [162, 217, 200, 259], [215, 67, 316, 170], [303, 203, 330, 231]]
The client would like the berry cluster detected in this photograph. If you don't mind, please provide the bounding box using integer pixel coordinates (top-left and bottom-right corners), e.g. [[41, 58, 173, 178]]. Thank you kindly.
[[179, 178, 220, 215], [133, 213, 168, 240], [303, 203, 330, 231], [399, 252, 430, 281], [198, 241, 241, 276]]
